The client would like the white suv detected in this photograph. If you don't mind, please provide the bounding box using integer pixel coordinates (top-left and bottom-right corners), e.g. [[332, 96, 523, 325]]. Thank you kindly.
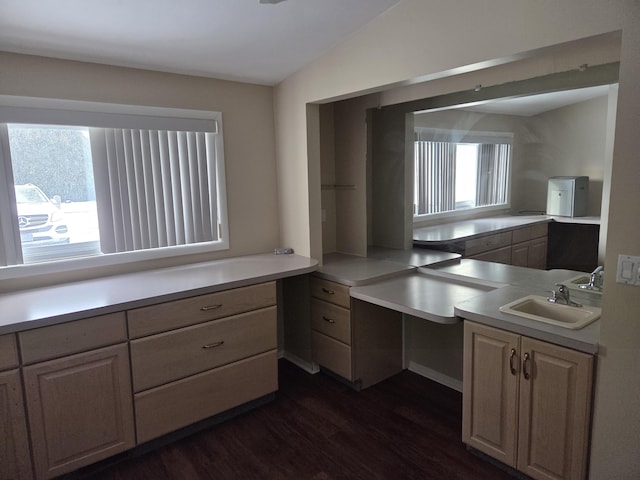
[[15, 184, 70, 245]]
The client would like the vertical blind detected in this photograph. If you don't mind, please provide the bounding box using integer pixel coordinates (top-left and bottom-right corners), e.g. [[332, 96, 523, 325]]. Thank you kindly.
[[414, 141, 455, 215], [476, 143, 510, 207], [91, 128, 220, 254]]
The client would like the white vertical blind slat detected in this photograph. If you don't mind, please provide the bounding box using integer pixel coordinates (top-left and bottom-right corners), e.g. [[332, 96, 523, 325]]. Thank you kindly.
[[92, 127, 219, 254]]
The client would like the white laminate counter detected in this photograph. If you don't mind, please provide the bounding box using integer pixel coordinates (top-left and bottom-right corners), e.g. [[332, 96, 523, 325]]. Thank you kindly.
[[350, 270, 499, 324], [454, 285, 600, 354], [315, 252, 601, 354], [413, 214, 601, 245], [0, 253, 318, 334], [316, 248, 460, 286]]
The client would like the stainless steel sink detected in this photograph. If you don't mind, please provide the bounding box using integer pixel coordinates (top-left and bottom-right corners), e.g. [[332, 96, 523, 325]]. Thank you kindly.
[[499, 295, 601, 329]]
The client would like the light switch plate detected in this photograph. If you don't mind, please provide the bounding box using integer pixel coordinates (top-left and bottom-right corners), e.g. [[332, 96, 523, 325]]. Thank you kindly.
[[616, 254, 640, 286]]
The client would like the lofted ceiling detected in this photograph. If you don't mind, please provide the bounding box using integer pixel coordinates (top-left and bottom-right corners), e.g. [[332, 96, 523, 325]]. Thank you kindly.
[[0, 0, 400, 85]]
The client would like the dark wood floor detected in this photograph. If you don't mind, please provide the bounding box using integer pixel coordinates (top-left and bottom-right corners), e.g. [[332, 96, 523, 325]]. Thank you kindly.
[[83, 360, 516, 480]]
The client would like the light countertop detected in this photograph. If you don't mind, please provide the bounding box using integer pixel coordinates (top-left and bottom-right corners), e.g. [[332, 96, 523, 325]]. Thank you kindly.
[[350, 269, 498, 324], [413, 215, 600, 245], [316, 248, 459, 286], [0, 253, 318, 334], [315, 252, 601, 354], [454, 285, 600, 354]]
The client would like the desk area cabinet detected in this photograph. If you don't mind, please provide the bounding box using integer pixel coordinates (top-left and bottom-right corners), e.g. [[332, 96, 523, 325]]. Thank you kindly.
[[310, 276, 402, 389]]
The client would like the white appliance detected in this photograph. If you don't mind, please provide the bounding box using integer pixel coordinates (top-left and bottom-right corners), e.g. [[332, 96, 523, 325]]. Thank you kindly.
[[546, 176, 589, 217]]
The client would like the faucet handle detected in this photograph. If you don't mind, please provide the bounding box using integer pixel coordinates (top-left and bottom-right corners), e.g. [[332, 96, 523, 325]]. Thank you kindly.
[[555, 283, 568, 293]]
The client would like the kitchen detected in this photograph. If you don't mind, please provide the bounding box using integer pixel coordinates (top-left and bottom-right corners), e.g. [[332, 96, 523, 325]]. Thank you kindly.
[[0, 1, 639, 479]]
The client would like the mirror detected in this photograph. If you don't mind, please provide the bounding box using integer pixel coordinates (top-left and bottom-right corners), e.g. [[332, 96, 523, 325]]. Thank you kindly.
[[368, 63, 619, 268], [412, 84, 616, 223]]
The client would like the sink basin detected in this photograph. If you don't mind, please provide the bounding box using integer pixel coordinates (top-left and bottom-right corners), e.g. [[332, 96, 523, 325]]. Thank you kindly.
[[499, 295, 601, 329], [564, 275, 603, 294]]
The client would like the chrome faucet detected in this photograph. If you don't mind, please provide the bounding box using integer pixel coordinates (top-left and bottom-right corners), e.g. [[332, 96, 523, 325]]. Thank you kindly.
[[579, 266, 604, 292], [548, 283, 582, 307]]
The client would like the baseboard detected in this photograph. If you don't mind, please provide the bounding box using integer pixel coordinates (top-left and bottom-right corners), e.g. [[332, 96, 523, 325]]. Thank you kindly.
[[281, 351, 319, 374], [407, 361, 463, 392]]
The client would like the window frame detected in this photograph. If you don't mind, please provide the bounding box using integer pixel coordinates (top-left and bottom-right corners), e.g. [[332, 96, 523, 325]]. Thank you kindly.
[[0, 96, 229, 281], [412, 127, 513, 222]]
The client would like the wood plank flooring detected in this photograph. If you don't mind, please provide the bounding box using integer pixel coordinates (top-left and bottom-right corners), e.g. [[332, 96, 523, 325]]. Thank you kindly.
[[80, 360, 516, 480]]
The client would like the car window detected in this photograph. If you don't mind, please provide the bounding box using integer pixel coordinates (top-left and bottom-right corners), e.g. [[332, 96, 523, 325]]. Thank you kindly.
[[15, 186, 49, 204]]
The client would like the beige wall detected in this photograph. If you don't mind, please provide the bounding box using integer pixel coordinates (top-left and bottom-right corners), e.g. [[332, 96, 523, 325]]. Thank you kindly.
[[0, 51, 279, 288], [522, 95, 610, 215], [275, 0, 638, 477], [590, 2, 640, 477]]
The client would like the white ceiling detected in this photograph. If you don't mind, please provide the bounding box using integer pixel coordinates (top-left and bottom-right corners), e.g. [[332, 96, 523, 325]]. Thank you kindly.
[[460, 85, 614, 116], [0, 0, 400, 85]]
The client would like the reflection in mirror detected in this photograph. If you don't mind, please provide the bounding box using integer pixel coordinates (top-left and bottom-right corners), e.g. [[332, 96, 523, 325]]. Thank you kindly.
[[412, 83, 618, 225]]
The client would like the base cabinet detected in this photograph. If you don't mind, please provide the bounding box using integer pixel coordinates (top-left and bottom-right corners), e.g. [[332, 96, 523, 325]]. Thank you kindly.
[[0, 369, 32, 480], [23, 344, 135, 480], [310, 277, 402, 389], [462, 321, 593, 480]]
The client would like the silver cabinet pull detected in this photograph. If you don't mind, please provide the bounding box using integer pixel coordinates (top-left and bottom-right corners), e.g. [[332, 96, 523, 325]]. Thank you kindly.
[[509, 348, 517, 375], [523, 352, 531, 380], [202, 340, 224, 349], [322, 316, 336, 324], [200, 304, 222, 311], [321, 287, 335, 295]]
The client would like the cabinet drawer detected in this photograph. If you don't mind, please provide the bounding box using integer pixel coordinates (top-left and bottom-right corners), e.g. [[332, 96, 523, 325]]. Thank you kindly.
[[135, 350, 278, 443], [130, 306, 277, 392], [19, 313, 127, 365], [469, 245, 512, 265], [512, 223, 549, 244], [311, 298, 351, 345], [311, 331, 352, 381], [310, 277, 350, 308], [128, 281, 276, 338], [0, 334, 18, 370], [465, 231, 512, 256]]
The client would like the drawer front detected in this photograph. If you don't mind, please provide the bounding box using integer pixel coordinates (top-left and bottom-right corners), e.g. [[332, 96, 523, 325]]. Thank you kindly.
[[512, 226, 532, 244], [465, 231, 512, 257], [128, 281, 276, 338], [131, 306, 276, 392], [469, 245, 513, 265], [312, 331, 352, 381], [19, 312, 127, 365], [0, 334, 18, 370], [135, 350, 278, 443], [530, 222, 548, 239], [311, 298, 351, 345], [310, 277, 350, 308]]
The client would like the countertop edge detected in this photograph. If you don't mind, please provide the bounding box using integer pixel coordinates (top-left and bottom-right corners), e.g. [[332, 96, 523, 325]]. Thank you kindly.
[[0, 253, 318, 334]]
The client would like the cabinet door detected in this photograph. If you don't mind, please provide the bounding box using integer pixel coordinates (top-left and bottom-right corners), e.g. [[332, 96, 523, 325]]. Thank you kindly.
[[24, 344, 135, 479], [517, 337, 593, 480], [527, 237, 548, 270], [0, 370, 32, 480], [511, 242, 530, 267], [463, 322, 520, 467]]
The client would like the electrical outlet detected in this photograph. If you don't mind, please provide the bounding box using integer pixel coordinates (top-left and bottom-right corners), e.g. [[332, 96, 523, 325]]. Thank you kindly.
[[616, 254, 640, 286]]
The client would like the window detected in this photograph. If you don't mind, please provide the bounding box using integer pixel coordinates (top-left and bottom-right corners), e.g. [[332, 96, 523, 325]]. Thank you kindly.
[[413, 128, 511, 218], [0, 98, 228, 272]]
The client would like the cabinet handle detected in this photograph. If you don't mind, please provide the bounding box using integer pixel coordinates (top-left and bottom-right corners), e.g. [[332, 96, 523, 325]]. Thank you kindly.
[[200, 304, 223, 311], [322, 316, 336, 324], [321, 288, 335, 295], [202, 340, 224, 349], [509, 348, 517, 375], [523, 352, 531, 380]]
